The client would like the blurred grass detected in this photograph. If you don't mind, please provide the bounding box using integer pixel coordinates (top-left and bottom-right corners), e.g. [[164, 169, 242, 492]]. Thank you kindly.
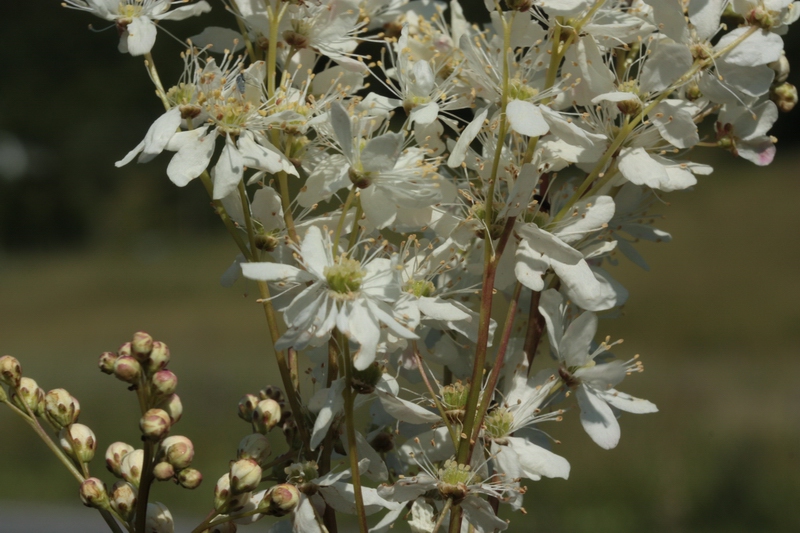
[[2, 156, 800, 533]]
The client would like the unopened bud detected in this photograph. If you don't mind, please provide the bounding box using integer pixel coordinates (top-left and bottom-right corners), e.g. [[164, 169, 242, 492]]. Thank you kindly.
[[113, 356, 142, 384], [98, 352, 118, 374], [150, 370, 178, 397], [238, 434, 271, 466], [208, 523, 237, 533], [771, 82, 798, 112], [145, 502, 174, 533], [132, 332, 154, 361], [147, 341, 171, 373], [121, 449, 145, 486], [177, 467, 203, 489], [214, 473, 249, 514], [769, 52, 791, 84], [0, 355, 22, 388], [267, 484, 301, 516], [237, 394, 259, 422], [154, 461, 176, 481], [110, 481, 137, 521], [230, 458, 262, 495], [156, 394, 183, 424], [0, 386, 7, 402], [79, 478, 109, 509], [12, 377, 45, 415], [140, 408, 171, 441], [252, 399, 281, 434], [370, 431, 394, 453], [106, 442, 135, 477], [118, 342, 132, 358], [351, 362, 382, 394], [259, 386, 283, 403], [162, 436, 195, 469], [44, 388, 80, 428], [59, 423, 96, 463]]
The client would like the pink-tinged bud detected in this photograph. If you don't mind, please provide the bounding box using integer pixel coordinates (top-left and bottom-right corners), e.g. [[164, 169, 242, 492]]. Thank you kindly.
[[59, 424, 96, 463], [44, 388, 80, 428], [110, 481, 137, 522], [121, 449, 144, 486], [145, 502, 174, 533], [146, 341, 171, 373], [177, 467, 203, 489], [12, 377, 45, 416], [237, 394, 259, 422], [153, 461, 175, 481], [267, 484, 300, 516], [156, 394, 183, 424], [98, 352, 118, 374], [0, 355, 22, 388], [118, 342, 132, 358], [252, 399, 281, 434], [106, 442, 135, 478], [237, 434, 271, 466], [162, 436, 194, 469], [131, 332, 154, 361], [140, 408, 171, 441], [772, 82, 798, 113], [769, 51, 791, 84], [113, 356, 142, 384], [214, 473, 249, 513], [79, 478, 109, 509], [151, 370, 178, 397], [230, 459, 262, 495]]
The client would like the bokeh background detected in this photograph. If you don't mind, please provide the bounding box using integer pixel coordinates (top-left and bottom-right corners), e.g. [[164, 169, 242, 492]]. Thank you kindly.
[[1, 2, 799, 532]]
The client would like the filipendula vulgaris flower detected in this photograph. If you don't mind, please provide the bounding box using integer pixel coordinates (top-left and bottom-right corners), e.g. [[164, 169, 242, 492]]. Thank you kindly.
[[240, 225, 418, 369], [299, 101, 449, 229], [539, 288, 657, 449], [116, 52, 300, 199], [63, 0, 211, 56]]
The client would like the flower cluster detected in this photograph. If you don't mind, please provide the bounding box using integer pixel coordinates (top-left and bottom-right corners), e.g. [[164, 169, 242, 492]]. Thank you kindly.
[[8, 0, 793, 532]]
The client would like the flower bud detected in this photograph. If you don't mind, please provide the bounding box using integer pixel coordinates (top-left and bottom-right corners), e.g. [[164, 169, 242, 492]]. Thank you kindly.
[[146, 341, 171, 373], [214, 473, 249, 514], [177, 467, 203, 489], [132, 331, 154, 361], [162, 436, 194, 469], [208, 523, 237, 533], [259, 386, 283, 403], [771, 82, 798, 113], [98, 352, 118, 374], [504, 0, 532, 12], [110, 481, 137, 521], [237, 434, 271, 466], [118, 342, 132, 358], [113, 356, 142, 384], [79, 478, 109, 509], [106, 442, 135, 477], [230, 458, 262, 495], [150, 370, 178, 397], [267, 484, 301, 516], [44, 388, 80, 428], [769, 52, 791, 84], [0, 386, 7, 403], [237, 394, 259, 423], [121, 448, 144, 486], [252, 399, 281, 434], [12, 377, 45, 415], [140, 408, 171, 441], [351, 362, 382, 394], [59, 423, 97, 463], [153, 461, 175, 481], [0, 355, 22, 388], [145, 502, 174, 533], [156, 393, 183, 424]]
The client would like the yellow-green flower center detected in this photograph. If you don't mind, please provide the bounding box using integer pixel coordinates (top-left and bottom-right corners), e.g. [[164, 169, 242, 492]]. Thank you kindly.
[[404, 279, 435, 298], [324, 257, 364, 296], [509, 79, 540, 102], [439, 459, 477, 486], [484, 407, 514, 440]]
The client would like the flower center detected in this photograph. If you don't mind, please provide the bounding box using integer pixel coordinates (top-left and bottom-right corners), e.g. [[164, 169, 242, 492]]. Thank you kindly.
[[484, 407, 514, 441], [509, 79, 539, 102], [324, 257, 364, 296], [404, 279, 435, 298]]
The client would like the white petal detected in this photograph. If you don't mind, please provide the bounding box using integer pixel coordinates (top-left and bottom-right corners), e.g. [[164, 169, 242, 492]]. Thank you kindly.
[[300, 226, 331, 279], [716, 27, 783, 67], [461, 495, 508, 533], [360, 132, 404, 173], [374, 389, 440, 425], [309, 379, 345, 450], [618, 147, 669, 188], [213, 136, 244, 199], [640, 42, 693, 93], [506, 100, 549, 137], [137, 107, 182, 163], [649, 100, 699, 149], [241, 262, 310, 283], [156, 1, 211, 21], [417, 297, 471, 322], [125, 16, 157, 56], [538, 288, 566, 354], [514, 239, 548, 292], [576, 385, 620, 450], [643, 0, 689, 43], [398, 427, 455, 463], [360, 187, 398, 229], [329, 102, 353, 160], [189, 26, 244, 53], [505, 436, 570, 480], [688, 0, 725, 41], [166, 129, 217, 187], [447, 107, 488, 167], [410, 102, 439, 125], [596, 388, 658, 414], [518, 224, 583, 264], [560, 311, 597, 368]]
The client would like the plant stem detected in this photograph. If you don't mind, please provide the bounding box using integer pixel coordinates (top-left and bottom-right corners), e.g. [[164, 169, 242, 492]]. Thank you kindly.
[[277, 170, 300, 243], [412, 342, 459, 448], [433, 499, 453, 533], [340, 336, 368, 533], [134, 441, 155, 533], [333, 187, 357, 250], [143, 53, 170, 111]]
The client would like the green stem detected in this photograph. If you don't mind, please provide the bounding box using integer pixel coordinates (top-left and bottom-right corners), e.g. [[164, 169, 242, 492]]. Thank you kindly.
[[134, 441, 155, 533], [333, 186, 357, 251], [412, 341, 459, 448], [199, 171, 251, 258], [347, 202, 363, 255], [433, 499, 453, 533], [277, 171, 300, 243], [238, 181, 260, 260], [341, 335, 369, 533]]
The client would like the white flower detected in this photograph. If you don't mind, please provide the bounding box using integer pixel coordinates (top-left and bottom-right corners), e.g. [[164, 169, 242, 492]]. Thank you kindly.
[[539, 289, 657, 449], [64, 0, 211, 55], [715, 100, 779, 166], [241, 226, 417, 369]]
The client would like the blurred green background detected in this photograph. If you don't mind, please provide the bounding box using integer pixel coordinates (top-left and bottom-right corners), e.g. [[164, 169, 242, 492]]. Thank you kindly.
[[1, 2, 799, 532]]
